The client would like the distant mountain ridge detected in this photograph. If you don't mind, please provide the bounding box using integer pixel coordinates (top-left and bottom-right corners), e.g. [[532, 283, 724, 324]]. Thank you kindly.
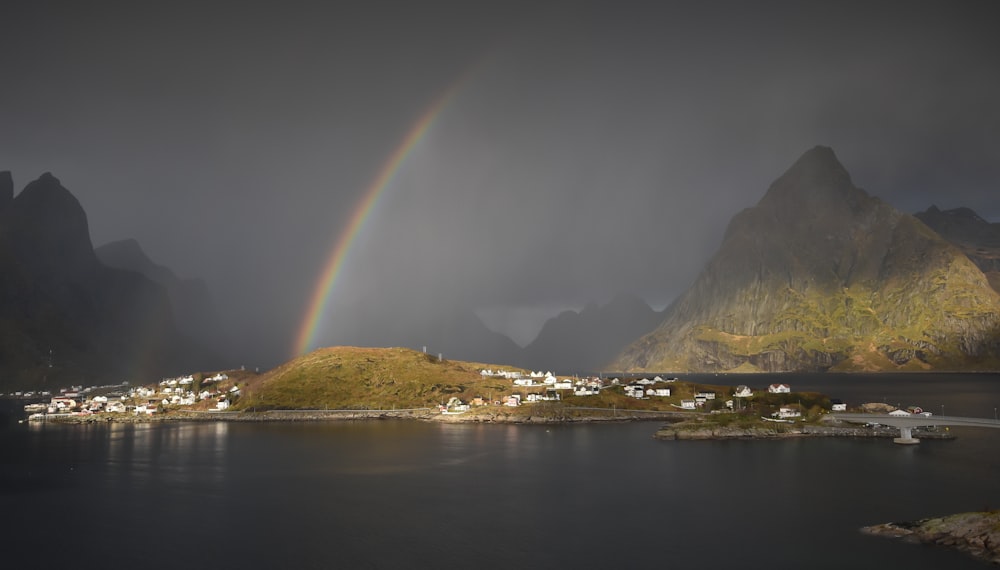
[[521, 294, 661, 372], [0, 172, 213, 389], [915, 205, 1000, 293], [95, 238, 225, 352], [613, 146, 1000, 372]]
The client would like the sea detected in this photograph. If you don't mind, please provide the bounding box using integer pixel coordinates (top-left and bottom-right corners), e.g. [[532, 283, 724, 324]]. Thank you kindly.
[[2, 373, 999, 569]]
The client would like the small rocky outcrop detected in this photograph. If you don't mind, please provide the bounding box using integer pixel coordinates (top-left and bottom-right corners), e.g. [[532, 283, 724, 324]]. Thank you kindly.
[[862, 511, 1000, 565]]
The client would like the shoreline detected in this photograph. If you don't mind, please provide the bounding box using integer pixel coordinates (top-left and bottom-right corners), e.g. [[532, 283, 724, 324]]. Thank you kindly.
[[653, 421, 956, 441], [31, 410, 957, 442], [31, 408, 690, 425], [862, 512, 1000, 565]]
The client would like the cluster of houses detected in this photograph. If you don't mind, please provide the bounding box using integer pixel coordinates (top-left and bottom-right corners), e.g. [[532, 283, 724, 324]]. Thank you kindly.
[[24, 372, 241, 420], [441, 370, 686, 413], [447, 374, 860, 420]]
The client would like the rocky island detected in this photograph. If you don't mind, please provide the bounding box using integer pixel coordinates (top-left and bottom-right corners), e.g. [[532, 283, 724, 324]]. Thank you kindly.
[[862, 511, 1000, 565]]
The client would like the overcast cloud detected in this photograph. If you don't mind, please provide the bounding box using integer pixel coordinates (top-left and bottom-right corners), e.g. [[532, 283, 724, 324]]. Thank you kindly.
[[2, 0, 998, 367]]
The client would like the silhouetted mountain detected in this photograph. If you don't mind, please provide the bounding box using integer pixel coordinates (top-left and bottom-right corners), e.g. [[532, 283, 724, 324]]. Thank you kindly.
[[96, 238, 226, 352], [0, 172, 213, 390], [614, 146, 1000, 372], [915, 205, 1000, 293], [417, 311, 524, 367], [522, 294, 661, 373], [0, 171, 12, 210]]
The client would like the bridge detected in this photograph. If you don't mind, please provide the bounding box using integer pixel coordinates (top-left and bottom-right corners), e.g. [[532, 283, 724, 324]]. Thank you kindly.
[[831, 413, 1000, 444]]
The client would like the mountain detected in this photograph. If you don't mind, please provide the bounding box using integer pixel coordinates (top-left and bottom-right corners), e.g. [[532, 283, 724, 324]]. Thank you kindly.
[[95, 238, 225, 352], [915, 205, 1000, 293], [414, 310, 524, 368], [613, 147, 1000, 372], [0, 172, 211, 389], [521, 294, 662, 373]]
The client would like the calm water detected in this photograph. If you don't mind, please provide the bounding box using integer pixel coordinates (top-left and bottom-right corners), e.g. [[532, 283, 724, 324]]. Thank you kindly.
[[3, 374, 999, 569]]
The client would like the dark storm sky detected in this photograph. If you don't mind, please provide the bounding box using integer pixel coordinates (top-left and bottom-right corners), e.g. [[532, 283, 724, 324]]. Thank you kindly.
[[2, 0, 998, 361]]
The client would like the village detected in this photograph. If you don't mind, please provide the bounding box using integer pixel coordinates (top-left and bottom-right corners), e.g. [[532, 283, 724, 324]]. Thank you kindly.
[[10, 364, 937, 424], [19, 371, 244, 421], [440, 368, 863, 421]]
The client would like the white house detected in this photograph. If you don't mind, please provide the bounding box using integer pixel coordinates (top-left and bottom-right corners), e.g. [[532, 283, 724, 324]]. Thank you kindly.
[[777, 407, 801, 419], [888, 409, 911, 417], [831, 400, 847, 412], [504, 395, 521, 407], [768, 384, 791, 394], [553, 381, 573, 390], [653, 388, 671, 397], [695, 391, 716, 400], [680, 400, 696, 410], [216, 399, 230, 410]]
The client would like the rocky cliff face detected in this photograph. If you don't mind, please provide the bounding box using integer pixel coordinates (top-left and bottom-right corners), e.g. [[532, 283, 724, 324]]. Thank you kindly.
[[613, 147, 1000, 372], [0, 173, 211, 389]]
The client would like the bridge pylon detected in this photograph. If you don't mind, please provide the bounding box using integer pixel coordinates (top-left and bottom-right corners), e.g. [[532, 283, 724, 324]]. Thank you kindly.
[[893, 426, 919, 445]]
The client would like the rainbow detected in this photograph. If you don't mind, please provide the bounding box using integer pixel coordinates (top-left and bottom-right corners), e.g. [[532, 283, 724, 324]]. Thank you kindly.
[[292, 82, 466, 357]]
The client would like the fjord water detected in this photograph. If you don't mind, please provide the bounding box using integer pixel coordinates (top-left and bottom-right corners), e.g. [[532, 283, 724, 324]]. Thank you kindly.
[[4, 374, 1000, 569]]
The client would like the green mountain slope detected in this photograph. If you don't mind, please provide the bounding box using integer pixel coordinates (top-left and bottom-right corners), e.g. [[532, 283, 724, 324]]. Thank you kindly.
[[613, 147, 1000, 372]]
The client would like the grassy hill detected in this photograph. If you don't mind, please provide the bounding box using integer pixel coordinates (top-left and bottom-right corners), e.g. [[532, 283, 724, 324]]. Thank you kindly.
[[231, 346, 831, 418], [232, 347, 520, 411]]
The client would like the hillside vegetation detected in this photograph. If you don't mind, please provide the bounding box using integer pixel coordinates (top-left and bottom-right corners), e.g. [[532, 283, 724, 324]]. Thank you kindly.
[[233, 347, 518, 410], [613, 147, 1000, 373]]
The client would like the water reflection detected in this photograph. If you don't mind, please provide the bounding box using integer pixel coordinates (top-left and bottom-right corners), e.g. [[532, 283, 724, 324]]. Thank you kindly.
[[6, 375, 1000, 570]]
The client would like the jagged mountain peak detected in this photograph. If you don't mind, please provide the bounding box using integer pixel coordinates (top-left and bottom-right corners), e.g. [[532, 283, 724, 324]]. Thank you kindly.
[[614, 147, 1000, 373], [756, 145, 867, 217], [8, 172, 95, 272], [918, 204, 990, 226]]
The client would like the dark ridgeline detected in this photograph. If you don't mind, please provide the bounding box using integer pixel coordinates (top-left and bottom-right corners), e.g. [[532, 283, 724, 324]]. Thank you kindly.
[[412, 310, 525, 368], [915, 205, 1000, 293], [613, 146, 1000, 373], [521, 293, 662, 374], [95, 238, 227, 357], [0, 172, 214, 390]]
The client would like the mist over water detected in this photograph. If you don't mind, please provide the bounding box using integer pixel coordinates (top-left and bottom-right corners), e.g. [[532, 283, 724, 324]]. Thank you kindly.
[[4, 374, 999, 569]]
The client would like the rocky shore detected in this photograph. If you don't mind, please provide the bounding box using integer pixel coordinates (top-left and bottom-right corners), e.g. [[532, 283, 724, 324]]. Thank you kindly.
[[38, 409, 439, 424], [429, 409, 689, 424], [862, 511, 1000, 565], [653, 422, 955, 441], [35, 408, 688, 425]]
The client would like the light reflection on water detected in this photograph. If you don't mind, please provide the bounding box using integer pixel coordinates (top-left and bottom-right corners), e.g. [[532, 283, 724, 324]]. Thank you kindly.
[[4, 374, 1000, 570]]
